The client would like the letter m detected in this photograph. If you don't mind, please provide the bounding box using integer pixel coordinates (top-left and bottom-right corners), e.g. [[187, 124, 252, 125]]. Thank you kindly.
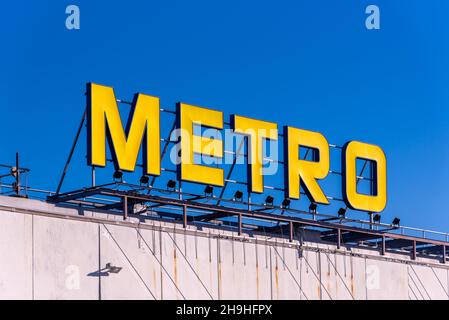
[[86, 83, 160, 176]]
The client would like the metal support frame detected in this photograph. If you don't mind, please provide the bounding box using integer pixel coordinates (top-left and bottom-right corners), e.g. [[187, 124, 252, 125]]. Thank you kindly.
[[44, 98, 449, 265], [337, 228, 341, 249], [122, 196, 128, 220], [443, 245, 446, 264], [182, 205, 187, 228], [46, 185, 449, 264], [216, 138, 245, 205], [148, 121, 177, 193], [0, 153, 31, 198], [14, 152, 20, 196], [238, 213, 242, 236], [56, 109, 87, 195], [289, 221, 293, 243]]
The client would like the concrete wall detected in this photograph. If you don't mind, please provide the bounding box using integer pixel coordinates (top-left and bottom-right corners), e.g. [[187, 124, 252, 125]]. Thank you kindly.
[[0, 195, 448, 300]]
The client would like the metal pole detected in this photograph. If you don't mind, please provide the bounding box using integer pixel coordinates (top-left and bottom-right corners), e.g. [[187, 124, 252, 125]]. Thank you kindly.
[[369, 212, 374, 230], [15, 152, 20, 196], [149, 121, 176, 193], [412, 240, 416, 260], [289, 221, 293, 242], [217, 138, 245, 205], [381, 235, 385, 255], [182, 205, 187, 228], [56, 109, 87, 194], [92, 166, 96, 187], [369, 160, 375, 230], [238, 213, 242, 236], [342, 160, 369, 215], [443, 245, 446, 264], [337, 228, 341, 249], [123, 196, 128, 220]]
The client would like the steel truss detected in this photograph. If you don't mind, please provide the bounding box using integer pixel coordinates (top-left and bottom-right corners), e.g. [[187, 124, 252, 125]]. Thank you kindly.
[[47, 182, 449, 265]]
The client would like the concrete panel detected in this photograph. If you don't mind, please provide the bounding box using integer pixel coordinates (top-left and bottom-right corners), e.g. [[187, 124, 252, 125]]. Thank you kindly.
[[320, 249, 354, 300], [299, 248, 322, 300], [188, 230, 219, 300], [365, 259, 408, 300], [33, 216, 99, 299], [158, 225, 219, 300], [254, 240, 272, 300], [350, 256, 368, 300], [165, 227, 215, 300], [219, 237, 257, 299], [272, 243, 303, 300], [0, 210, 32, 299], [408, 264, 449, 300], [1, 196, 449, 300], [99, 223, 164, 300]]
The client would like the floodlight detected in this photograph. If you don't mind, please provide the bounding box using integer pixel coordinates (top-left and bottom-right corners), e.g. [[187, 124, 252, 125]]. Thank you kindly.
[[204, 185, 214, 196], [233, 190, 243, 201], [113, 170, 123, 181], [139, 175, 149, 185], [166, 180, 176, 190], [265, 195, 274, 206], [392, 217, 400, 227], [282, 198, 291, 208]]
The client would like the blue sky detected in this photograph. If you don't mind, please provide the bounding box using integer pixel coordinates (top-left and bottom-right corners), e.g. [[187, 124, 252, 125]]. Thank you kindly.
[[1, 1, 448, 233]]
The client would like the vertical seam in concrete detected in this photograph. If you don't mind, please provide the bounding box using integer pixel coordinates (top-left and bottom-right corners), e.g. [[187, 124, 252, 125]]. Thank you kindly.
[[31, 214, 34, 300], [184, 229, 187, 257], [270, 246, 273, 300], [217, 237, 221, 300], [295, 248, 298, 270], [243, 241, 246, 266], [98, 224, 101, 300], [265, 240, 268, 269], [195, 229, 198, 259], [208, 232, 211, 263], [152, 221, 156, 254], [364, 258, 368, 300], [299, 250, 302, 300], [159, 224, 163, 300], [232, 235, 235, 264], [318, 252, 323, 300]]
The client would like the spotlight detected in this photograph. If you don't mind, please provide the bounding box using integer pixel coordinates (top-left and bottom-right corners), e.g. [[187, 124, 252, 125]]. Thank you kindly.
[[373, 214, 381, 223], [309, 203, 317, 213], [105, 263, 122, 274], [113, 170, 123, 181], [139, 175, 149, 185], [204, 185, 214, 196], [281, 198, 291, 208], [233, 190, 243, 201], [338, 207, 346, 218], [392, 217, 400, 227], [166, 180, 176, 190], [265, 195, 274, 206]]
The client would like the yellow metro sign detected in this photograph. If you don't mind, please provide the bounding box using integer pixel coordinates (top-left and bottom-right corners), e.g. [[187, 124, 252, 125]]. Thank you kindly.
[[86, 82, 387, 213]]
